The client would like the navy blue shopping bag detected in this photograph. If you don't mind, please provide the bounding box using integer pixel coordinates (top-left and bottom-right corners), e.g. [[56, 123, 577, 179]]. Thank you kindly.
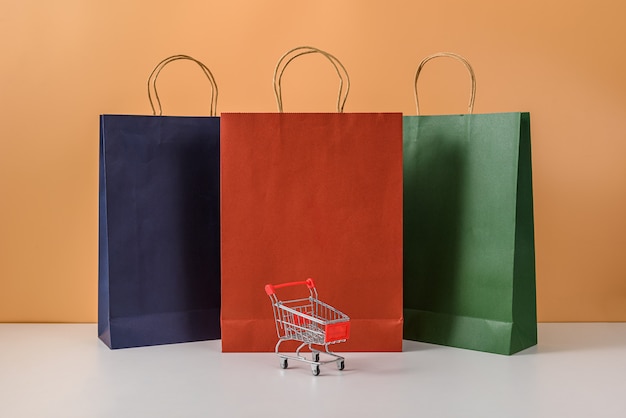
[[98, 56, 221, 349]]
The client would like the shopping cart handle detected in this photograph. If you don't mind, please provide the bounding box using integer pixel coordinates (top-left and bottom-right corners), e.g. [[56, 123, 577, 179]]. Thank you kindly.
[[265, 278, 316, 295]]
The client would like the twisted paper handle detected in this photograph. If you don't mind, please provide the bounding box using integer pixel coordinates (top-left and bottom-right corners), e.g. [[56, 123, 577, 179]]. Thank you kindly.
[[273, 46, 350, 113], [147, 54, 218, 116], [414, 52, 476, 115]]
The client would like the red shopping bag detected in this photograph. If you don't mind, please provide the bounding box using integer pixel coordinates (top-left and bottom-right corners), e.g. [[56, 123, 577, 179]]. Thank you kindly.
[[220, 47, 403, 352]]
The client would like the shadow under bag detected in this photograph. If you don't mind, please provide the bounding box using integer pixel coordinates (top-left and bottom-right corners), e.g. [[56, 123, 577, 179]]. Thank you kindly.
[[403, 53, 537, 355], [98, 56, 221, 349]]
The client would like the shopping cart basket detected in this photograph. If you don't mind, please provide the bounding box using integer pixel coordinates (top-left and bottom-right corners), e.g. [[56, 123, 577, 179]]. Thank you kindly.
[[265, 278, 350, 376]]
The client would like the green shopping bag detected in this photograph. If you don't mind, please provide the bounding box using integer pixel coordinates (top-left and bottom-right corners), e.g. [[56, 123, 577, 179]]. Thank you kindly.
[[403, 53, 537, 355]]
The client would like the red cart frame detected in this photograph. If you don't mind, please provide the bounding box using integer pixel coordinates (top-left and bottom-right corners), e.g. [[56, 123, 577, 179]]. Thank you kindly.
[[265, 278, 350, 375]]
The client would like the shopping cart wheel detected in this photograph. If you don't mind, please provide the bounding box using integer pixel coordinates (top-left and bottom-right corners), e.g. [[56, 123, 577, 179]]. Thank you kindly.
[[337, 360, 345, 371], [311, 364, 320, 376], [313, 352, 320, 362], [280, 358, 288, 369]]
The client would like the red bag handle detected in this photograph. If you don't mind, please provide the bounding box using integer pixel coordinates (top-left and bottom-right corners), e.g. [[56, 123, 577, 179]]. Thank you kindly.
[[273, 46, 350, 113]]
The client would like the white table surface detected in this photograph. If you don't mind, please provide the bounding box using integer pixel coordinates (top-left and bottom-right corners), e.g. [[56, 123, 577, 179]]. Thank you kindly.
[[1, 323, 625, 418]]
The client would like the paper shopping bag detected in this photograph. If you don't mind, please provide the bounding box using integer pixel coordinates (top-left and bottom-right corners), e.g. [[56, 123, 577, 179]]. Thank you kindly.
[[403, 53, 537, 355], [98, 56, 221, 349], [220, 47, 403, 352]]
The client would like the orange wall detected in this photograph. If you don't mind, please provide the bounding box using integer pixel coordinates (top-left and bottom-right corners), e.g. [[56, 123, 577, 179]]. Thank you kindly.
[[1, 1, 625, 322]]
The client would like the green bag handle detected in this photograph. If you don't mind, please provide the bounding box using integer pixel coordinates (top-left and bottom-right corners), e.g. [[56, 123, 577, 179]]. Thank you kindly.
[[273, 46, 350, 113], [147, 54, 219, 116], [414, 52, 476, 115]]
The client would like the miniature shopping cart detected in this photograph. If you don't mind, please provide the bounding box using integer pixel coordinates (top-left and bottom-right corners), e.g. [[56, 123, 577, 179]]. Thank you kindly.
[[265, 278, 350, 376]]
